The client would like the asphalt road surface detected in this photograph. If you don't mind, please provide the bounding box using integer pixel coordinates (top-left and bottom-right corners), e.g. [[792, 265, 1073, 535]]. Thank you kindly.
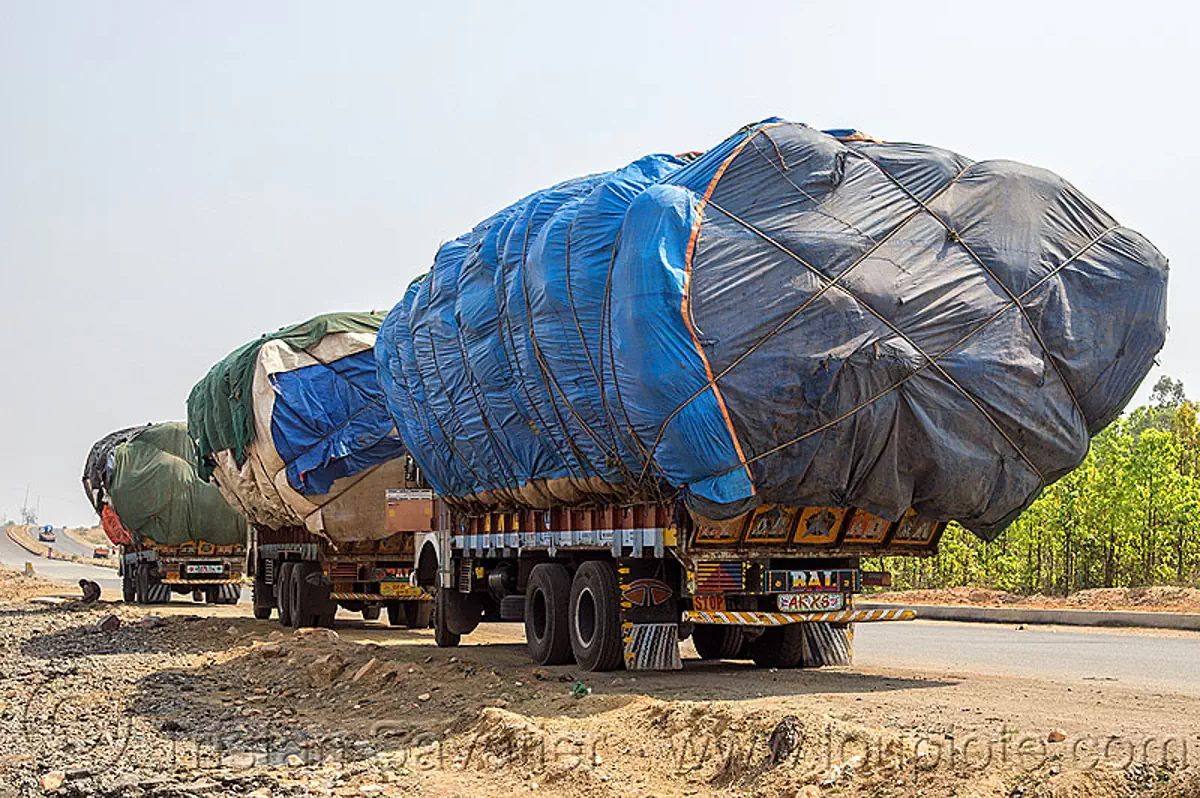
[[851, 619, 1200, 697], [47, 528, 103, 560], [0, 527, 121, 595]]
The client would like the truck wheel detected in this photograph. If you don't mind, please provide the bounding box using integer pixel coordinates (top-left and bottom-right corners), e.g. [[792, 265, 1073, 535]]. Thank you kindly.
[[362, 606, 381, 621], [691, 625, 748, 660], [524, 563, 572, 666], [122, 571, 136, 603], [252, 575, 273, 620], [749, 624, 805, 669], [568, 561, 624, 672], [406, 600, 432, 629], [287, 563, 306, 629], [289, 562, 324, 629], [276, 562, 295, 627], [432, 589, 460, 647], [194, 589, 206, 603], [386, 601, 407, 627]]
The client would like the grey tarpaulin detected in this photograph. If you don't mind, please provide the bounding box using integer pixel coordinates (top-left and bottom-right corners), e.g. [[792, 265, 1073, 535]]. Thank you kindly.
[[376, 120, 1169, 540]]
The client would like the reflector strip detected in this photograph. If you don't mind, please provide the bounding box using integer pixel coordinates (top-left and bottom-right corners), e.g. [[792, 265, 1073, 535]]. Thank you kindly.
[[683, 608, 915, 626]]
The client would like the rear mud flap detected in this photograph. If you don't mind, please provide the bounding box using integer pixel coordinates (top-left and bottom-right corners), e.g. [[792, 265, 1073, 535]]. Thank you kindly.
[[617, 559, 682, 671]]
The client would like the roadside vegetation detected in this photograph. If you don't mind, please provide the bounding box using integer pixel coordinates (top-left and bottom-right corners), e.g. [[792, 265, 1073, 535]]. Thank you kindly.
[[875, 376, 1200, 596]]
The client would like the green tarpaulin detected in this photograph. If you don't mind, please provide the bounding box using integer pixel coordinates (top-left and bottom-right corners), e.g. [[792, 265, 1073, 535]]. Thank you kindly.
[[187, 312, 385, 478], [109, 422, 246, 547]]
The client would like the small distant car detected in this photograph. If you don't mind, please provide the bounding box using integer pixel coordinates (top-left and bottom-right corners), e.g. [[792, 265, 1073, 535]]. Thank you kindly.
[[37, 526, 56, 543], [92, 545, 111, 559]]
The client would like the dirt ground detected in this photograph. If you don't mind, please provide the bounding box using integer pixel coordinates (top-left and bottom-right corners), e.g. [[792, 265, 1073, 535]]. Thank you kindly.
[[870, 586, 1200, 614], [0, 566, 73, 602], [3, 580, 1200, 798]]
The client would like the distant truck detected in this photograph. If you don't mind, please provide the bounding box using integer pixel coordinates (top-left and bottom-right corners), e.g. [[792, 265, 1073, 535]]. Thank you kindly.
[[83, 423, 249, 605], [119, 536, 245, 604], [37, 525, 55, 543]]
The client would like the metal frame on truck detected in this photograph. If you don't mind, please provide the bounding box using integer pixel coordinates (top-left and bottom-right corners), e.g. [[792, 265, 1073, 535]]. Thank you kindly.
[[248, 473, 435, 629], [396, 491, 944, 671]]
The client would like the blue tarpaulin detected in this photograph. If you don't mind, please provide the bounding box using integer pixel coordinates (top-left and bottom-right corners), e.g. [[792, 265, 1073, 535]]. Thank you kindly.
[[270, 350, 406, 496], [375, 120, 1168, 539]]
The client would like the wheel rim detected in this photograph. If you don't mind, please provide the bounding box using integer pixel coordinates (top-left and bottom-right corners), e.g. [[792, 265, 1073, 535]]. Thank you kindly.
[[574, 586, 597, 649], [531, 588, 548, 641]]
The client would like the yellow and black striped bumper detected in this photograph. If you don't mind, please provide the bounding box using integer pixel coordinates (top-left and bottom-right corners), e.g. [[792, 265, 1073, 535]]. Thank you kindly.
[[683, 607, 915, 626]]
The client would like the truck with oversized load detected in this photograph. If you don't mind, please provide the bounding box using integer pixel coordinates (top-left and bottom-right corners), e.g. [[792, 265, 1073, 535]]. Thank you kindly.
[[374, 120, 1169, 671], [187, 312, 433, 628], [82, 423, 248, 604]]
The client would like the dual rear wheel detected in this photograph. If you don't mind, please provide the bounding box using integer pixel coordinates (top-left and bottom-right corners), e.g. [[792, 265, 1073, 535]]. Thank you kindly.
[[523, 561, 623, 672], [273, 561, 334, 629]]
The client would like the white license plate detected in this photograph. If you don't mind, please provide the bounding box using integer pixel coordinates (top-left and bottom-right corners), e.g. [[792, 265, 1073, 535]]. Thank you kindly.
[[185, 563, 225, 575], [777, 593, 844, 612]]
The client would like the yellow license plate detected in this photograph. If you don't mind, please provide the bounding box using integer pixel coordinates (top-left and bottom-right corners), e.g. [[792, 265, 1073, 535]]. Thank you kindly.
[[379, 581, 412, 597]]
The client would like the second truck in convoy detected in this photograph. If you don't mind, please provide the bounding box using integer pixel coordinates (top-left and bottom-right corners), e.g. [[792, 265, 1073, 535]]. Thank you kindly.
[[188, 312, 432, 628]]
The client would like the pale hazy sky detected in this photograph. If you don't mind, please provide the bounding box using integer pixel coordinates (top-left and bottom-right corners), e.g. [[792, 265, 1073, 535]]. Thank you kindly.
[[1, 1, 1194, 526]]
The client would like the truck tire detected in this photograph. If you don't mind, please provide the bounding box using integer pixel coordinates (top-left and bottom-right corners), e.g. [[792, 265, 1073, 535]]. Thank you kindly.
[[524, 563, 573, 666], [749, 624, 805, 669], [122, 570, 136, 603], [276, 562, 295, 627], [252, 575, 273, 620], [432, 589, 460, 647], [290, 562, 327, 629], [568, 561, 624, 672], [691, 625, 748, 660], [134, 564, 149, 604], [406, 600, 432, 629], [362, 606, 381, 621], [386, 601, 407, 627]]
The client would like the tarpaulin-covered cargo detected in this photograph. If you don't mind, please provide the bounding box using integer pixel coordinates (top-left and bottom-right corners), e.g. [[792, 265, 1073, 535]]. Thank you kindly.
[[375, 119, 1168, 540], [187, 312, 408, 541], [81, 422, 246, 547]]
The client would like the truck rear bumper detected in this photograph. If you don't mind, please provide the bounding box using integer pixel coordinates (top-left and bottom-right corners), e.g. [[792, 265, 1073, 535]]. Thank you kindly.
[[160, 577, 243, 585], [330, 589, 430, 602], [683, 607, 915, 626]]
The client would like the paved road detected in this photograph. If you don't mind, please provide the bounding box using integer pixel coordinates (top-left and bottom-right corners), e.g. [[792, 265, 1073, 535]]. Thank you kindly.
[[48, 529, 103, 560], [854, 619, 1200, 697], [0, 528, 252, 605], [0, 528, 122, 596], [5, 534, 1197, 694]]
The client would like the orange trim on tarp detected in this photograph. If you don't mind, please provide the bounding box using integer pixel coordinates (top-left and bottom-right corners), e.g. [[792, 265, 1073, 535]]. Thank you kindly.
[[680, 124, 787, 496]]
